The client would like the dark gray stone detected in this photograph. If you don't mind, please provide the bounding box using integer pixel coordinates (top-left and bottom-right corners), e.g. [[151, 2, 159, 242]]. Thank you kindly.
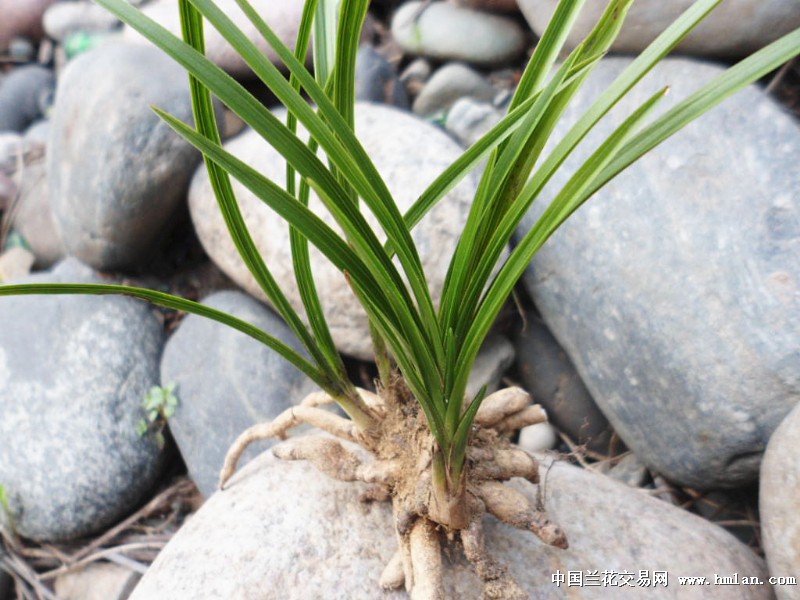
[[514, 311, 613, 453], [0, 65, 55, 133], [0, 557, 10, 600], [49, 43, 206, 271], [0, 259, 165, 541], [516, 57, 800, 489], [160, 290, 317, 498], [355, 46, 408, 109]]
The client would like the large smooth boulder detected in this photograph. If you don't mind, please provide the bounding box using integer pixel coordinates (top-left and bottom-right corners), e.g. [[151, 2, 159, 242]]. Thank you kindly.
[[160, 290, 318, 498], [516, 57, 800, 489], [49, 43, 205, 271], [517, 0, 800, 58], [189, 102, 477, 360], [760, 401, 800, 599], [129, 444, 770, 599], [0, 259, 165, 541]]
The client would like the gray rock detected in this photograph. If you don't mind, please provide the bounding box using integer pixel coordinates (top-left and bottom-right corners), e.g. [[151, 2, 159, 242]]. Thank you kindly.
[[514, 311, 613, 453], [54, 562, 140, 600], [160, 290, 318, 498], [9, 143, 65, 268], [0, 65, 55, 133], [49, 43, 205, 271], [517, 0, 800, 58], [465, 334, 515, 400], [445, 98, 504, 148], [355, 46, 409, 109], [189, 102, 477, 360], [23, 119, 50, 145], [43, 2, 121, 43], [0, 0, 56, 49], [760, 401, 800, 598], [123, 0, 304, 77], [392, 2, 526, 68], [399, 57, 432, 98], [607, 453, 649, 488], [129, 443, 770, 599], [516, 57, 800, 488], [412, 63, 497, 118], [0, 258, 165, 541]]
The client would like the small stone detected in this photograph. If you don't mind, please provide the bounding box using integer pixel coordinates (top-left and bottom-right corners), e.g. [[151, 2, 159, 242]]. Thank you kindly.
[[0, 246, 35, 282], [23, 119, 50, 144], [128, 446, 771, 599], [517, 0, 800, 58], [607, 453, 649, 488], [355, 46, 409, 109], [513, 310, 613, 453], [412, 63, 497, 118], [760, 402, 800, 598], [160, 290, 318, 498], [49, 43, 208, 271], [444, 97, 504, 147], [518, 57, 800, 489], [189, 103, 477, 359], [123, 0, 304, 77], [0, 0, 56, 49], [54, 562, 141, 600], [8, 37, 35, 62], [0, 65, 55, 133], [517, 422, 557, 452], [43, 2, 121, 43], [465, 334, 515, 400], [399, 57, 432, 97], [392, 1, 526, 68], [0, 258, 166, 542]]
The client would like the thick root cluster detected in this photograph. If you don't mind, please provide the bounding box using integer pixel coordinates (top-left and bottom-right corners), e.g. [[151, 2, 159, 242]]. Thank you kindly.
[[219, 384, 567, 600]]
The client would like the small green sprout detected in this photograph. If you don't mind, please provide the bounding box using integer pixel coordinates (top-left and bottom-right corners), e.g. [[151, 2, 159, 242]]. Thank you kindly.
[[138, 383, 179, 449]]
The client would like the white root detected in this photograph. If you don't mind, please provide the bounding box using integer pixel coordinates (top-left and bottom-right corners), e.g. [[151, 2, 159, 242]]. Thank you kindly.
[[469, 447, 540, 483], [476, 481, 568, 549], [408, 518, 444, 600], [492, 404, 548, 432], [379, 549, 405, 590], [473, 387, 531, 428], [219, 404, 361, 489], [461, 513, 528, 600]]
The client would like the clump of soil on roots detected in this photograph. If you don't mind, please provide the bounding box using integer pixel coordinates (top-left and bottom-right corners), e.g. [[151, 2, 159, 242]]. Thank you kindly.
[[220, 376, 568, 600]]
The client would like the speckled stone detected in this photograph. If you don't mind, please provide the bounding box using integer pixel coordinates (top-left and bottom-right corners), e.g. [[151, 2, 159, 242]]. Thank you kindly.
[[0, 259, 165, 542], [517, 57, 800, 489], [128, 445, 770, 599], [160, 290, 317, 498], [189, 102, 477, 360]]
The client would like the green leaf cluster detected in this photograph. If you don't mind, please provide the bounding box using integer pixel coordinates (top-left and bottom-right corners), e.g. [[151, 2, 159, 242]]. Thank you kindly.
[[1, 0, 798, 487]]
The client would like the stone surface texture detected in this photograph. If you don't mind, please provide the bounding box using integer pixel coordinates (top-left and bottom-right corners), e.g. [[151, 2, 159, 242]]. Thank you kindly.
[[123, 0, 303, 77], [517, 0, 800, 57], [160, 290, 318, 498], [0, 259, 165, 541], [391, 1, 526, 67], [49, 43, 204, 270], [54, 562, 141, 600], [189, 102, 477, 359], [0, 65, 55, 133], [760, 401, 800, 599], [412, 63, 497, 117], [129, 444, 770, 599], [517, 57, 800, 489]]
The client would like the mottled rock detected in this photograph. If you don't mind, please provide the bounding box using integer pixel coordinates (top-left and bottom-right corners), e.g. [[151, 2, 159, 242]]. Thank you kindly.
[[123, 0, 303, 77], [760, 401, 800, 598], [43, 2, 120, 43], [49, 43, 205, 270], [189, 102, 477, 359], [445, 97, 504, 148], [0, 0, 56, 49], [0, 65, 55, 133], [465, 334, 515, 400], [0, 259, 165, 541], [412, 63, 497, 118], [514, 310, 613, 453], [517, 58, 800, 488], [355, 46, 408, 109], [55, 562, 140, 600], [129, 445, 770, 599], [392, 2, 526, 67], [160, 290, 317, 498], [517, 0, 800, 58]]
